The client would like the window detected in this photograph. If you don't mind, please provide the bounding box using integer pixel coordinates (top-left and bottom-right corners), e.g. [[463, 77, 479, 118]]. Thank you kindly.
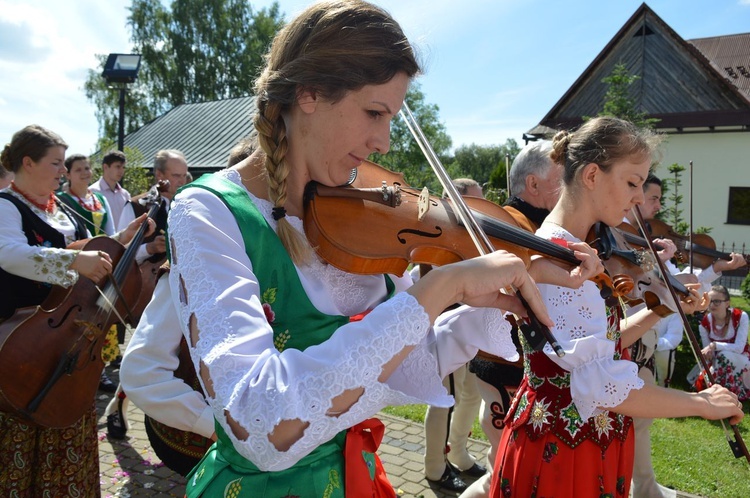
[[727, 187, 750, 225]]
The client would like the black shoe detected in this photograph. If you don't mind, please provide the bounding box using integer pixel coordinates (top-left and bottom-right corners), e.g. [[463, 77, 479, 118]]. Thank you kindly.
[[99, 372, 117, 393], [110, 355, 123, 368], [107, 396, 127, 439], [427, 465, 467, 493], [459, 462, 487, 478]]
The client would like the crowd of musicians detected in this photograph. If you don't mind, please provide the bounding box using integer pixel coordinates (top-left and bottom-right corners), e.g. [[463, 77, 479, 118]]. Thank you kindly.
[[1, 1, 748, 497]]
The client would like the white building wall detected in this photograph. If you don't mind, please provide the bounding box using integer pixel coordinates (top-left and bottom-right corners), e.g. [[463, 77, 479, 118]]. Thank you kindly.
[[653, 131, 750, 254]]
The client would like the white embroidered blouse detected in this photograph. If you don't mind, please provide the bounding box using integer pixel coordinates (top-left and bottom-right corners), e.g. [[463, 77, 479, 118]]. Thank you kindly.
[[130, 169, 518, 472], [535, 222, 643, 421]]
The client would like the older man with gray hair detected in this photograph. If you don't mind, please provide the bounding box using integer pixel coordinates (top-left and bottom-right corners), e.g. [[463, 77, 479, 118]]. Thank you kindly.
[[461, 140, 561, 498]]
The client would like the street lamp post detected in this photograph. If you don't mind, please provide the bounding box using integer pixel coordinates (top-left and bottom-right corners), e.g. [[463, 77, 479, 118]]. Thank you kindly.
[[101, 53, 142, 152]]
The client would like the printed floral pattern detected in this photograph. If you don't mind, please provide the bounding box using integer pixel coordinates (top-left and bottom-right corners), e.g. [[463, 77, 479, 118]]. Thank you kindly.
[[31, 248, 78, 287]]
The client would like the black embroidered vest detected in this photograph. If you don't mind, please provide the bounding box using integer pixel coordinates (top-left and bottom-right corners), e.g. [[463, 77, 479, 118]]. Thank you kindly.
[[0, 193, 85, 320]]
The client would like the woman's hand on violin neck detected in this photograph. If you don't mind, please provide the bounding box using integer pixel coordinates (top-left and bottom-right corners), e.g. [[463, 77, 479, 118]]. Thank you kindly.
[[567, 241, 604, 286], [679, 283, 709, 314], [407, 251, 553, 327], [653, 237, 677, 262], [71, 250, 113, 283], [696, 384, 744, 425], [527, 242, 603, 290]]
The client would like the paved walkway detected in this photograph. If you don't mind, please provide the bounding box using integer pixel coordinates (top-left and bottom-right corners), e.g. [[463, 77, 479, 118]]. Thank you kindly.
[[96, 362, 485, 497], [96, 364, 702, 497]]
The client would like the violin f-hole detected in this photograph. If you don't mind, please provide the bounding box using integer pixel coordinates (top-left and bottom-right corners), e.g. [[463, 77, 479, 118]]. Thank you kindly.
[[396, 226, 443, 244]]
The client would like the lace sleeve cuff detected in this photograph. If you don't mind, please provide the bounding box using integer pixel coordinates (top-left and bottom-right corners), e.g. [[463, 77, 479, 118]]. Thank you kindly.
[[570, 353, 643, 420], [219, 292, 436, 471]]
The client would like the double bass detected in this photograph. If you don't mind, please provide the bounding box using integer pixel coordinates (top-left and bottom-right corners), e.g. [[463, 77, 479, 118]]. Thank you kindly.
[[0, 183, 163, 428]]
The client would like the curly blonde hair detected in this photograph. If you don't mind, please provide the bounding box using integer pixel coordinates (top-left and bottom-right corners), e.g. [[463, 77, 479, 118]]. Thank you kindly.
[[253, 0, 420, 265]]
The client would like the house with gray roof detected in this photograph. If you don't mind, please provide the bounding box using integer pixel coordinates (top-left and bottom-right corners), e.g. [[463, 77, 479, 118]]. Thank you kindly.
[[528, 2, 750, 250], [123, 95, 256, 177]]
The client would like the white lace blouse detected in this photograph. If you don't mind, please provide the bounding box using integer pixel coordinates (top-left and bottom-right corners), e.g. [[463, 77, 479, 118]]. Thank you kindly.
[[158, 169, 518, 472], [535, 222, 643, 421]]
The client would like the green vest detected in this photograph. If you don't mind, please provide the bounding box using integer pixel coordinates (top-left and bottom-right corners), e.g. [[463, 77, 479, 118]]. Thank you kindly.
[[57, 190, 110, 236], [182, 174, 357, 497]]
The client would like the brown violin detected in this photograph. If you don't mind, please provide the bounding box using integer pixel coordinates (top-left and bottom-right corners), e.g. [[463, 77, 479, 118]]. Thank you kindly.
[[305, 161, 623, 295], [644, 218, 749, 269], [128, 180, 171, 326], [589, 222, 690, 317]]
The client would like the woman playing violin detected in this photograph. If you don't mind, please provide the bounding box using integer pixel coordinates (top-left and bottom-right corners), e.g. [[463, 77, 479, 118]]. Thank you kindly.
[[121, 1, 555, 496], [0, 124, 153, 497], [491, 116, 744, 498], [696, 284, 750, 401]]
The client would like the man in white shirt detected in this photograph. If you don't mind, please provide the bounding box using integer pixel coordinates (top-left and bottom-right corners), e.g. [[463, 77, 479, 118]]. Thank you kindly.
[[89, 150, 131, 230], [118, 149, 189, 265]]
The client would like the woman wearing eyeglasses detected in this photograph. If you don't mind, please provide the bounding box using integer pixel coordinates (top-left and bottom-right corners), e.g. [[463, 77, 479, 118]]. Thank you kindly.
[[695, 285, 750, 401]]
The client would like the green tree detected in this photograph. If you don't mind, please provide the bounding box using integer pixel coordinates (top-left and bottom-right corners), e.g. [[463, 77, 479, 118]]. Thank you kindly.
[[89, 140, 152, 196], [660, 163, 686, 230], [369, 83, 452, 193], [84, 0, 283, 147], [449, 140, 520, 190], [596, 62, 660, 129]]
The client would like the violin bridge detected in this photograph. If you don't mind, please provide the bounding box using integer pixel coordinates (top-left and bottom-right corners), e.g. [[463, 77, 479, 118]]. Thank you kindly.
[[637, 249, 657, 272], [417, 187, 430, 221]]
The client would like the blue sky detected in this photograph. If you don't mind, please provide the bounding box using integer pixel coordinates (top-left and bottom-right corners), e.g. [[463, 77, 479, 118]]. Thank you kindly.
[[1, 0, 749, 157]]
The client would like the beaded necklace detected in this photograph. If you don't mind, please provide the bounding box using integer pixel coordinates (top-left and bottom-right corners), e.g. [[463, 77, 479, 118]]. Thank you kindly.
[[71, 190, 102, 212], [10, 181, 56, 213]]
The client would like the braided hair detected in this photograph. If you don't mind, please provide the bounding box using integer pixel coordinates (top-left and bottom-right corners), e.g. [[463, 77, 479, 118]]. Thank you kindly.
[[252, 0, 420, 264]]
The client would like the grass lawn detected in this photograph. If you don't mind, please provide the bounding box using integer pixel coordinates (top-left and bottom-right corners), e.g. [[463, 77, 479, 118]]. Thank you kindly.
[[383, 295, 750, 497]]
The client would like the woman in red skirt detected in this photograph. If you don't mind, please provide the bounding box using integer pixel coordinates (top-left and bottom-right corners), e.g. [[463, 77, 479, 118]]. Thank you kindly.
[[490, 116, 744, 498]]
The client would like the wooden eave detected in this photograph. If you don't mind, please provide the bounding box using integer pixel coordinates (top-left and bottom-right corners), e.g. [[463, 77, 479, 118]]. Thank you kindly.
[[531, 3, 750, 133]]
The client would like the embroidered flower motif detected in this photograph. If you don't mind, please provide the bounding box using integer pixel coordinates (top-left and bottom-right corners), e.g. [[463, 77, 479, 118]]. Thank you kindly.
[[604, 382, 617, 397], [542, 441, 558, 463], [560, 401, 584, 437], [323, 469, 341, 498], [529, 398, 552, 431], [500, 478, 512, 497], [593, 411, 614, 438], [513, 393, 529, 422], [617, 476, 626, 495], [224, 477, 242, 498], [558, 289, 574, 305], [579, 306, 592, 320], [262, 302, 276, 324], [570, 325, 586, 339], [547, 373, 570, 389], [274, 330, 291, 352]]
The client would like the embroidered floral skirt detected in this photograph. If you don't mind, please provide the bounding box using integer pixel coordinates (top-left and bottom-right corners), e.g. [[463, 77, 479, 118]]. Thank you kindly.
[[695, 350, 750, 401], [491, 423, 634, 498], [0, 404, 100, 498]]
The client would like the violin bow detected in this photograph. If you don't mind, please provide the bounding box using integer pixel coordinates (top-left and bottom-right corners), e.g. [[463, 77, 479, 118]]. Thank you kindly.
[[399, 102, 564, 357], [632, 204, 750, 465]]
